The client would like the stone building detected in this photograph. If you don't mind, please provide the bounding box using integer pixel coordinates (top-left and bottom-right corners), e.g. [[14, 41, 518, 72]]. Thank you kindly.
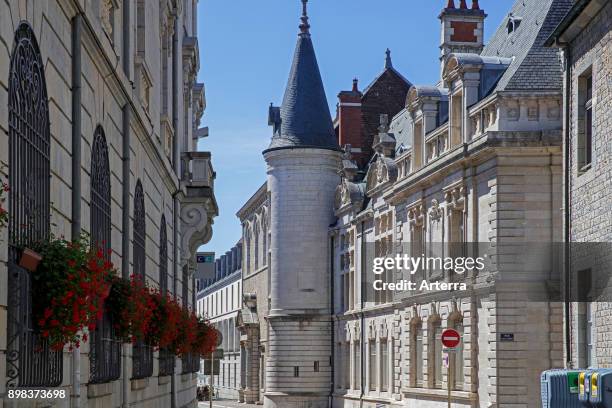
[[236, 182, 270, 404], [0, 0, 217, 407], [332, 0, 571, 406], [229, 0, 574, 407], [196, 244, 242, 400], [546, 0, 612, 370]]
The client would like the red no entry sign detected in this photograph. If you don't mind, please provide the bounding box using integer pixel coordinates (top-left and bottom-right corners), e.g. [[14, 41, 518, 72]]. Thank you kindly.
[[441, 329, 461, 349]]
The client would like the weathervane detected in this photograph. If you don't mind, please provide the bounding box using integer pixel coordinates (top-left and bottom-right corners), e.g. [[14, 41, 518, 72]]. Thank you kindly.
[[299, 0, 310, 35]]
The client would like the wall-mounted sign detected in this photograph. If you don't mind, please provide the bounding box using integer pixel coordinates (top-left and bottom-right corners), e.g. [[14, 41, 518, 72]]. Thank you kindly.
[[195, 252, 215, 280], [197, 254, 214, 263], [500, 333, 514, 342]]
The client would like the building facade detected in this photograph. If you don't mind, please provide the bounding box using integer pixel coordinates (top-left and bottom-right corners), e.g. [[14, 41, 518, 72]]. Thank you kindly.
[[236, 182, 270, 404], [332, 0, 570, 406], [233, 0, 576, 407], [0, 0, 217, 407], [197, 244, 242, 400], [546, 0, 612, 370]]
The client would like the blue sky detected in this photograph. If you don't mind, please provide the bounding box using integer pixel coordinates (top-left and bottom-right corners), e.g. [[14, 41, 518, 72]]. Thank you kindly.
[[196, 0, 514, 257]]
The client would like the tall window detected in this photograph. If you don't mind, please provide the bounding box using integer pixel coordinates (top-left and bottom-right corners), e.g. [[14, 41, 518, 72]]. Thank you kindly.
[[133, 180, 146, 280], [452, 319, 465, 390], [411, 223, 425, 285], [7, 22, 61, 387], [158, 214, 174, 376], [90, 126, 121, 383], [411, 321, 423, 388], [354, 340, 361, 390], [449, 209, 465, 282], [431, 321, 443, 389], [578, 69, 593, 173], [450, 90, 463, 146], [369, 339, 377, 391], [159, 215, 168, 295], [135, 0, 145, 56], [254, 221, 259, 270], [344, 342, 351, 389], [381, 339, 389, 392], [132, 180, 153, 379], [182, 265, 189, 308], [586, 302, 594, 367]]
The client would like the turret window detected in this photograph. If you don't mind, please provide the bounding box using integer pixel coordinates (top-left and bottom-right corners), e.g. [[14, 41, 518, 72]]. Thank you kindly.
[[578, 68, 594, 174]]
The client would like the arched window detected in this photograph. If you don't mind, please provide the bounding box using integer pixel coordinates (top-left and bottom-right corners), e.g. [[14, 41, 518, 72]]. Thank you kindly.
[[89, 126, 121, 383], [133, 180, 146, 280], [253, 220, 259, 270], [90, 126, 111, 253], [410, 319, 423, 388], [132, 180, 153, 378], [158, 214, 174, 376], [6, 21, 62, 388], [159, 215, 168, 295]]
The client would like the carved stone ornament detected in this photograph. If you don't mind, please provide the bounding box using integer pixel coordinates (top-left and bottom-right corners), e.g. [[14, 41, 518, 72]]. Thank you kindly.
[[445, 185, 466, 211], [429, 199, 443, 222], [407, 203, 425, 227], [101, 0, 115, 35], [379, 320, 389, 339], [180, 202, 214, 270], [376, 156, 387, 183], [368, 321, 377, 340], [341, 181, 351, 205]]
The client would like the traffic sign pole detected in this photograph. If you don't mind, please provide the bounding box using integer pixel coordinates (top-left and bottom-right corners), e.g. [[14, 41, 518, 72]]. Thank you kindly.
[[441, 329, 462, 408]]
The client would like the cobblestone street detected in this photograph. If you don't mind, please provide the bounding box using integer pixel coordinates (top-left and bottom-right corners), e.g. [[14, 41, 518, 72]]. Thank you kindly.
[[198, 400, 260, 408]]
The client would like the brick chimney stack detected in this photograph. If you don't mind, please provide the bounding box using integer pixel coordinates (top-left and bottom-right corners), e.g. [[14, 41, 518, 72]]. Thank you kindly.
[[439, 0, 487, 79], [337, 79, 366, 167]]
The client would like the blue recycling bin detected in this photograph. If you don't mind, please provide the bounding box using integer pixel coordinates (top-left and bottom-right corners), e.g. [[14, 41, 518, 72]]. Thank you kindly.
[[541, 369, 582, 408], [588, 369, 612, 407], [580, 370, 594, 407]]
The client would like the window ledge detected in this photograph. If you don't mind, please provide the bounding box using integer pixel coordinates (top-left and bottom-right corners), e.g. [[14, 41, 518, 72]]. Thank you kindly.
[[402, 387, 475, 401], [131, 377, 149, 391], [181, 373, 196, 382], [87, 381, 117, 398]]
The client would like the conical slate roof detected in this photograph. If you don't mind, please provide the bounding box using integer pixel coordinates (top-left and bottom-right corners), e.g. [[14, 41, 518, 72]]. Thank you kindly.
[[264, 1, 339, 153]]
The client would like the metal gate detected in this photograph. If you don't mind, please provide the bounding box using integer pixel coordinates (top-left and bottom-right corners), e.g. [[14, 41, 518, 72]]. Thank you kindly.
[[6, 21, 62, 388]]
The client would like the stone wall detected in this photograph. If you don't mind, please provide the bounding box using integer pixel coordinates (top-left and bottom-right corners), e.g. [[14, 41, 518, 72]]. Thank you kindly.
[[567, 0, 612, 369], [0, 0, 203, 406]]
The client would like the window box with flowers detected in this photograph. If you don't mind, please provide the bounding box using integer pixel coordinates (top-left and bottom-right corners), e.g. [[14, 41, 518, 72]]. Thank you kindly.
[[31, 235, 116, 351]]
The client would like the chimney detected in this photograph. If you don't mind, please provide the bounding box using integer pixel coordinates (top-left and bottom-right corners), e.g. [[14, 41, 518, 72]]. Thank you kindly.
[[439, 0, 487, 79], [337, 79, 365, 166], [446, 0, 455, 9]]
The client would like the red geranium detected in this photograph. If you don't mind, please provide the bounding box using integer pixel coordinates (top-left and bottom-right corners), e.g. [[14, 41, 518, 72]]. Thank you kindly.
[[192, 316, 217, 356], [33, 235, 115, 350], [149, 291, 182, 350]]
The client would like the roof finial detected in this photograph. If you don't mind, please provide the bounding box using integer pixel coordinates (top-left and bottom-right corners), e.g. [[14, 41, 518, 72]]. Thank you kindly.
[[299, 0, 310, 36], [385, 48, 393, 69]]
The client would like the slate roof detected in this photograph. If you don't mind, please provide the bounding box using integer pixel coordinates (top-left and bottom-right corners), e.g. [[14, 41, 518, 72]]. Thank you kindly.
[[265, 25, 339, 152], [480, 0, 573, 92], [389, 108, 414, 154]]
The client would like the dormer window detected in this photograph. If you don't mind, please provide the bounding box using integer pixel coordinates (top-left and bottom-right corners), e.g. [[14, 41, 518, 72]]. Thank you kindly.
[[507, 14, 523, 34]]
